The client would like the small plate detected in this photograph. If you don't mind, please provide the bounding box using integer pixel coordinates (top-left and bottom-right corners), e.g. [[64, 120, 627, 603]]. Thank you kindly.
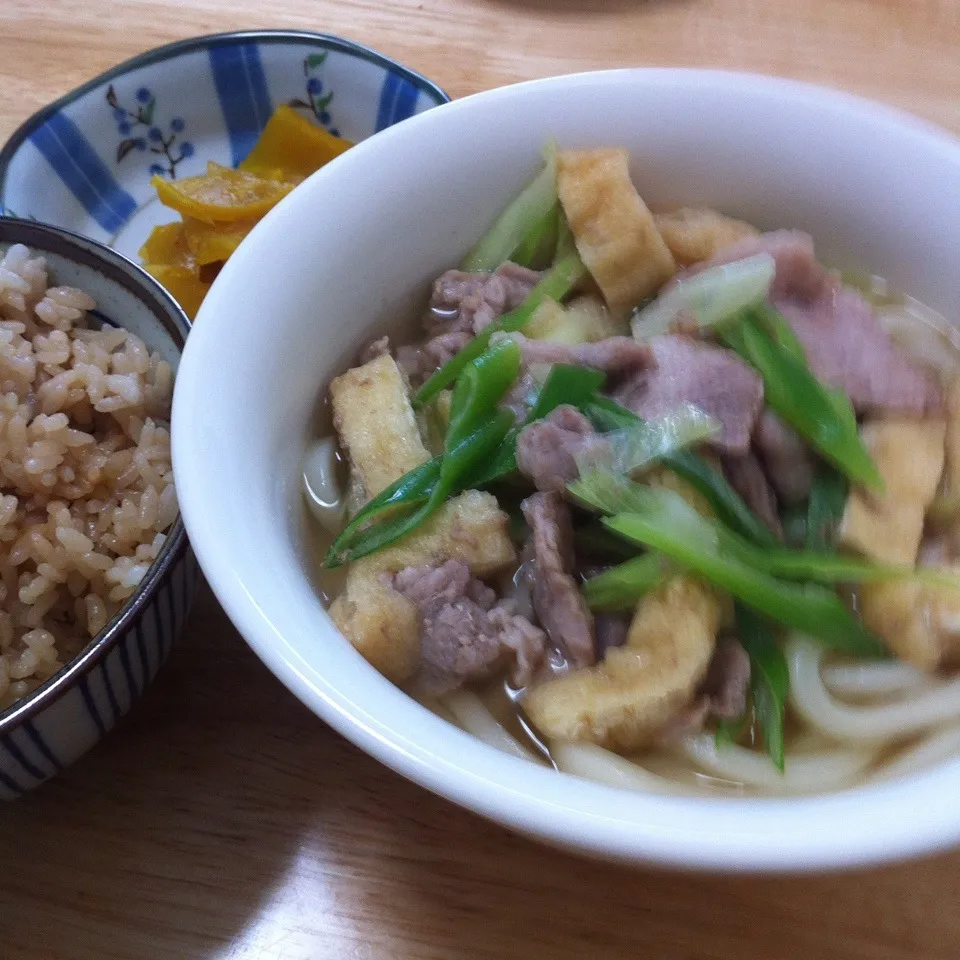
[[0, 31, 450, 261]]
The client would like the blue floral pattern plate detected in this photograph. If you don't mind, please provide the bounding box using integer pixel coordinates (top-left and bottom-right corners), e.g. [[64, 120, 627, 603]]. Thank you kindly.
[[0, 31, 449, 261]]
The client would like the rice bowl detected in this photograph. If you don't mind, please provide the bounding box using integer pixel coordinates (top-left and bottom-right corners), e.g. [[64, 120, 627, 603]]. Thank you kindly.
[[0, 219, 193, 798], [0, 241, 176, 709]]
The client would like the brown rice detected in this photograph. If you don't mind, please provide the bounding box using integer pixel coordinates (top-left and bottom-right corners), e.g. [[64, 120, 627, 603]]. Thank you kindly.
[[0, 243, 175, 710]]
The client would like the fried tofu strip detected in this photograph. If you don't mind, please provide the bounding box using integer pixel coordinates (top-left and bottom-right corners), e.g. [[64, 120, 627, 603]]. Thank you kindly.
[[329, 573, 421, 683], [522, 576, 721, 751], [839, 418, 946, 564], [859, 574, 960, 670], [842, 416, 959, 667], [653, 207, 759, 266], [557, 148, 675, 313], [330, 491, 516, 683], [330, 353, 430, 500], [942, 378, 960, 499], [524, 295, 628, 345]]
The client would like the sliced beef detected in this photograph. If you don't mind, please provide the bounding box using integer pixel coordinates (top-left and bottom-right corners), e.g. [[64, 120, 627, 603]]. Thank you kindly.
[[427, 262, 540, 337], [398, 262, 540, 385], [721, 451, 783, 538], [421, 330, 473, 372], [503, 332, 652, 376], [358, 335, 391, 365], [502, 543, 537, 623], [917, 536, 960, 567], [394, 345, 421, 382], [658, 637, 752, 742], [684, 230, 829, 302], [614, 335, 764, 455], [655, 227, 940, 416], [416, 600, 502, 694], [701, 637, 752, 719], [594, 613, 630, 659], [390, 559, 495, 608], [700, 231, 942, 414], [499, 370, 539, 422], [385, 560, 546, 694], [515, 405, 606, 493], [753, 410, 815, 505], [521, 491, 595, 669], [487, 607, 547, 689], [395, 331, 473, 385], [776, 286, 942, 414]]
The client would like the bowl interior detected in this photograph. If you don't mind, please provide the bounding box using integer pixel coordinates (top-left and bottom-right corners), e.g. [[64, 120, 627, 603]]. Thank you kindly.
[[0, 219, 189, 730], [0, 221, 186, 360], [0, 31, 448, 260], [173, 69, 960, 871]]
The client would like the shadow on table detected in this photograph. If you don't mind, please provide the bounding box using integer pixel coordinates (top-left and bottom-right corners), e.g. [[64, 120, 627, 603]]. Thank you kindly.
[[2, 584, 956, 960]]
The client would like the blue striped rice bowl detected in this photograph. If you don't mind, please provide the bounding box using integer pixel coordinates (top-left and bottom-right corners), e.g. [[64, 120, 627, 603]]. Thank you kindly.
[[0, 219, 195, 798]]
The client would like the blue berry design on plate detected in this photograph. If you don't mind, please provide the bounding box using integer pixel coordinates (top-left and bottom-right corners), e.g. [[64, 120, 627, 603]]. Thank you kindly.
[[288, 53, 341, 137], [106, 85, 193, 178]]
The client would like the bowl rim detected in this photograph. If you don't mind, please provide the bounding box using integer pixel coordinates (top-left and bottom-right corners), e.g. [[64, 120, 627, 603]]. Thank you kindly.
[[174, 67, 960, 872], [0, 217, 190, 732], [0, 29, 451, 209]]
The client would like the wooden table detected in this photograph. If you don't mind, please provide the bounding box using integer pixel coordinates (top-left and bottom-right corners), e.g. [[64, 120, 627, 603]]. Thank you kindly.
[[2, 2, 960, 957]]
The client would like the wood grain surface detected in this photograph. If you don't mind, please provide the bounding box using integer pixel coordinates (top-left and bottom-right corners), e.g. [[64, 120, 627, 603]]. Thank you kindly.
[[2, 2, 960, 958]]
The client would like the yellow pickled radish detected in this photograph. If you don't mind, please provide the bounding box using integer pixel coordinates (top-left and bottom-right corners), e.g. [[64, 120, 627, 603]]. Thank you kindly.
[[142, 264, 209, 321], [150, 162, 295, 224], [181, 217, 258, 266], [143, 105, 356, 320], [239, 104, 352, 179], [138, 221, 196, 270]]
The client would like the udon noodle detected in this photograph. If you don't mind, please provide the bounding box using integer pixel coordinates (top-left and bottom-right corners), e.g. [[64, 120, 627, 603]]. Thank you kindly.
[[430, 628, 960, 795]]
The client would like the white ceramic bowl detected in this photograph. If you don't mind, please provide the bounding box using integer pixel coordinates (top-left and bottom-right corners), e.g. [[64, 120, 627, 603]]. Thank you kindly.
[[172, 70, 960, 871]]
